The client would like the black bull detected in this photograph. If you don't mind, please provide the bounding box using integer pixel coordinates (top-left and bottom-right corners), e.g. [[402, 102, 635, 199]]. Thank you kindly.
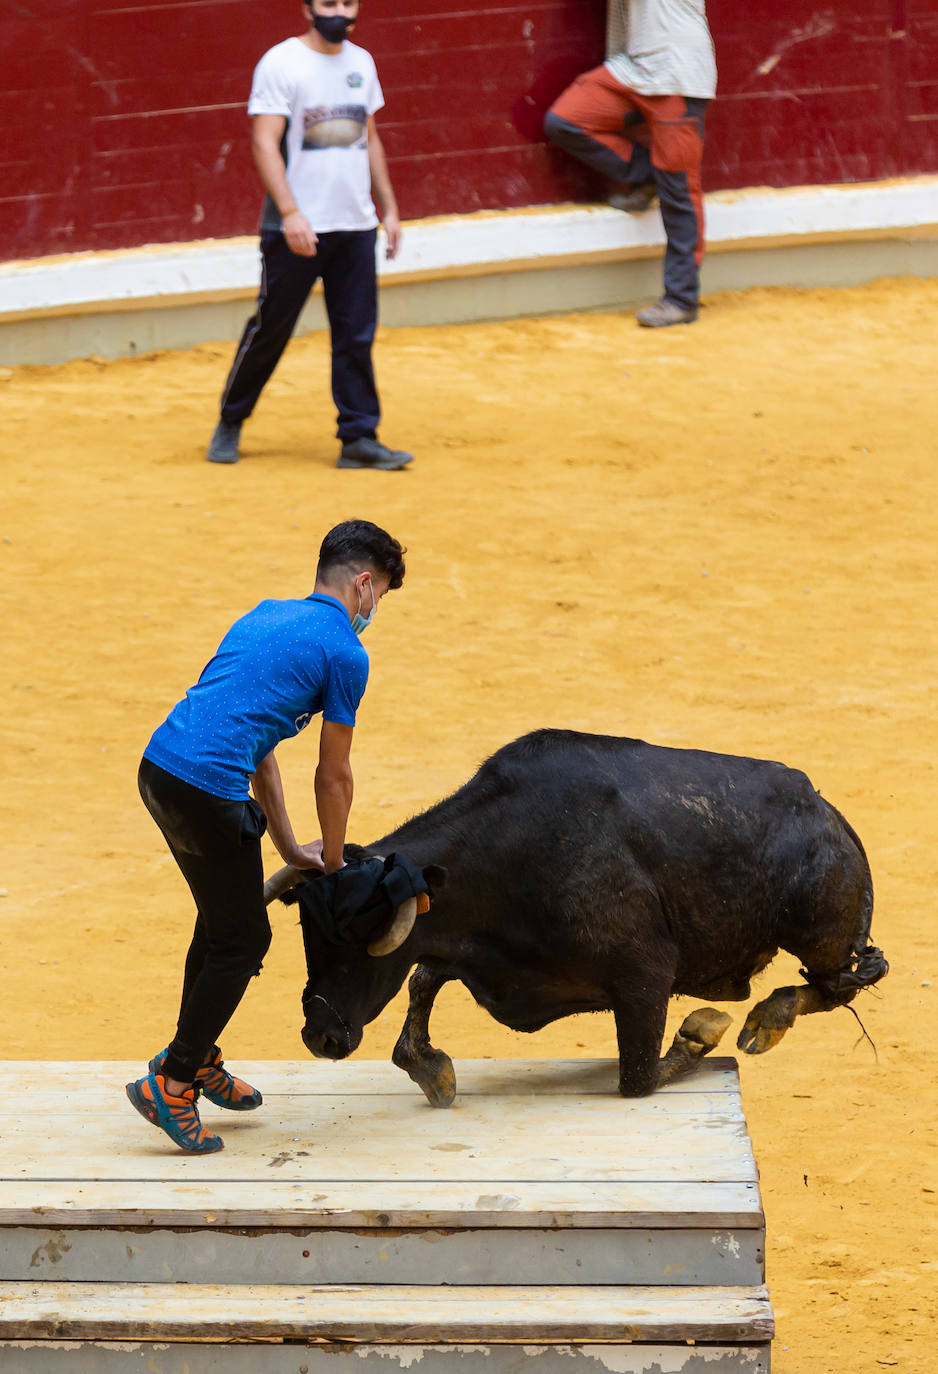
[[272, 730, 888, 1107]]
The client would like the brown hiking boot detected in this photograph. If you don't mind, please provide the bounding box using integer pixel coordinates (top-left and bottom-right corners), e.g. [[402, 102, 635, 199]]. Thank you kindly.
[[636, 299, 698, 328], [609, 182, 658, 215]]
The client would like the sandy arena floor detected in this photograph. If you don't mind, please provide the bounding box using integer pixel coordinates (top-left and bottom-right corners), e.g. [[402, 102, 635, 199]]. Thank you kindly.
[[1, 275, 936, 1370]]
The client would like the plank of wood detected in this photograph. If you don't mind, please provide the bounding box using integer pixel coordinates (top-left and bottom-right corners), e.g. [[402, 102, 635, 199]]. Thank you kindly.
[[0, 1177, 764, 1229], [0, 1095, 744, 1130], [0, 1281, 776, 1343], [1, 1089, 743, 1127], [0, 1341, 773, 1374], [0, 1058, 743, 1098], [2, 1222, 766, 1287], [0, 1057, 762, 1229], [0, 1097, 758, 1183], [0, 1100, 751, 1143], [0, 1143, 757, 1186]]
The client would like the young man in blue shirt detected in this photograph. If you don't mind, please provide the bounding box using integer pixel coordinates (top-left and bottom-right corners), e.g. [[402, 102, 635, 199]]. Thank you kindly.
[[126, 519, 405, 1153]]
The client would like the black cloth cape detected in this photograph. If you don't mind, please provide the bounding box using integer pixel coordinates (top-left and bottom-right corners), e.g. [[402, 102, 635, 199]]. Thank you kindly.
[[282, 853, 429, 953]]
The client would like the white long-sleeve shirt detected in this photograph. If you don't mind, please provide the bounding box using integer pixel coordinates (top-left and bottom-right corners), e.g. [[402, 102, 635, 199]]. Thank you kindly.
[[605, 0, 717, 99]]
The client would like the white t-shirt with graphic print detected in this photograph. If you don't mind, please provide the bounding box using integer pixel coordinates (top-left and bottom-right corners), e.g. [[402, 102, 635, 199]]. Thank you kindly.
[[248, 37, 385, 233]]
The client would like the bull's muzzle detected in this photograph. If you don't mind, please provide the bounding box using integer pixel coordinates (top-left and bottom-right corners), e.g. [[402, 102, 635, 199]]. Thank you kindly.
[[301, 993, 362, 1060]]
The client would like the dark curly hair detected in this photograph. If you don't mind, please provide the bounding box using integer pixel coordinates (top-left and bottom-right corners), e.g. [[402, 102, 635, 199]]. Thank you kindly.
[[317, 520, 406, 589]]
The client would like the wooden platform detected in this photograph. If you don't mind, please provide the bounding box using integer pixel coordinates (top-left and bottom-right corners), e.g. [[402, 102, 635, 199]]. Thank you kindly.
[[0, 1057, 773, 1372]]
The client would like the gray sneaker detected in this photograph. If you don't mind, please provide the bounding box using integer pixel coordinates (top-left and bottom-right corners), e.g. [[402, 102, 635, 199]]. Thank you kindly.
[[337, 437, 413, 471], [609, 181, 658, 215], [636, 299, 698, 328], [206, 419, 242, 464]]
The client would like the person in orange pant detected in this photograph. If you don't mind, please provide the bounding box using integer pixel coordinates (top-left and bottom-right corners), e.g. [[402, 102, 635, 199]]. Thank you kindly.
[[545, 0, 717, 327]]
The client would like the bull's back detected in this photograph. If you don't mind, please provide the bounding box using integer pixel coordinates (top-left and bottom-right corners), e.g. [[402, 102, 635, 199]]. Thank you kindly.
[[465, 732, 860, 935], [574, 730, 858, 879], [385, 728, 862, 929], [480, 729, 827, 843]]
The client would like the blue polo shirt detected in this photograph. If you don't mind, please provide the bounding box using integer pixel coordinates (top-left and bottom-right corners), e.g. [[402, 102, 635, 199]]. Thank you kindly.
[[144, 594, 368, 800]]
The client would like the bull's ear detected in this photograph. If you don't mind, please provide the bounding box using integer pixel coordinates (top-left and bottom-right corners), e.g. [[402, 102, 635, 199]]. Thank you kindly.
[[423, 864, 447, 893]]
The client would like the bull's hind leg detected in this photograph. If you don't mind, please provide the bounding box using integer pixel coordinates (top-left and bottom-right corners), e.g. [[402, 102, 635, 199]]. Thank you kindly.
[[737, 866, 888, 1058], [736, 941, 889, 1055], [737, 983, 830, 1055], [392, 963, 457, 1107]]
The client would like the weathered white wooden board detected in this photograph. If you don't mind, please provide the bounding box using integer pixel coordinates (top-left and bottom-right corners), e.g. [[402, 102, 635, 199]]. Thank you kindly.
[[0, 1178, 763, 1229], [0, 1280, 775, 1343], [0, 1059, 741, 1098], [1, 1115, 755, 1178], [0, 1342, 772, 1374], [0, 1059, 764, 1231], [0, 1059, 772, 1371], [0, 1081, 753, 1177], [3, 1222, 765, 1286]]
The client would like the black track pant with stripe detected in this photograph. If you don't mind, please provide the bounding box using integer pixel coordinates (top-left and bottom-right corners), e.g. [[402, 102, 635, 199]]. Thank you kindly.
[[220, 227, 380, 442]]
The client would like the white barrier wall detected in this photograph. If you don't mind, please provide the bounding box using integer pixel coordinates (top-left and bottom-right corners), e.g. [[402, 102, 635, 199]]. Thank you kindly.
[[2, 179, 937, 366]]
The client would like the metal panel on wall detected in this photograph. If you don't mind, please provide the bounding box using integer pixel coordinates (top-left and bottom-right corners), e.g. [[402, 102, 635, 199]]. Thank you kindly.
[[0, 0, 935, 260]]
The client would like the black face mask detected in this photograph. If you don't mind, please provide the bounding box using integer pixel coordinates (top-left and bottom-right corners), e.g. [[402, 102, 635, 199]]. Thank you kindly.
[[312, 12, 354, 43]]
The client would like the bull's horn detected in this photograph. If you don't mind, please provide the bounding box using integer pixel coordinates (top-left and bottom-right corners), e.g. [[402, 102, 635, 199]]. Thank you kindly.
[[368, 895, 417, 957], [263, 865, 304, 905]]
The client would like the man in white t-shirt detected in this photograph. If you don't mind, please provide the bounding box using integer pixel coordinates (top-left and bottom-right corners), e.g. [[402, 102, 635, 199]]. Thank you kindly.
[[207, 0, 412, 470], [545, 0, 717, 328]]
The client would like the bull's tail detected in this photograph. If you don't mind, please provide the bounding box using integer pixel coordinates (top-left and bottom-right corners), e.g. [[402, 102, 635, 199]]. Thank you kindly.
[[801, 804, 888, 1001], [800, 943, 889, 1000]]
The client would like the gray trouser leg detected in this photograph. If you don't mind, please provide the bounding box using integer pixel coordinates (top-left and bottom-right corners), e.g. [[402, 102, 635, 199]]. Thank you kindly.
[[655, 169, 700, 310], [544, 111, 647, 185]]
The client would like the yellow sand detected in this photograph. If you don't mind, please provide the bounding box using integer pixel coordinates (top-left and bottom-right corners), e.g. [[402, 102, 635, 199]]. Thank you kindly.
[[1, 276, 936, 1370]]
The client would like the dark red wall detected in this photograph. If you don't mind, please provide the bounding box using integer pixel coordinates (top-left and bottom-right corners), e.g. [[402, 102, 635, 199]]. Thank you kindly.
[[2, 1, 936, 261]]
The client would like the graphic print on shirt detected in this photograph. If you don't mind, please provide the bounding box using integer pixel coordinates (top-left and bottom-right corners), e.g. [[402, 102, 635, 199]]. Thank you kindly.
[[302, 103, 367, 150], [294, 711, 313, 733]]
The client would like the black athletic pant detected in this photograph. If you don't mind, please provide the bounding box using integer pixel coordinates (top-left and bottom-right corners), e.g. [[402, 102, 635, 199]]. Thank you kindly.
[[138, 758, 271, 1085], [220, 227, 381, 442]]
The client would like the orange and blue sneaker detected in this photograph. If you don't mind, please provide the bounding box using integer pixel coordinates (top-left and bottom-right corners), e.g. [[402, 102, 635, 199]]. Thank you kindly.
[[125, 1072, 224, 1154], [148, 1046, 263, 1112]]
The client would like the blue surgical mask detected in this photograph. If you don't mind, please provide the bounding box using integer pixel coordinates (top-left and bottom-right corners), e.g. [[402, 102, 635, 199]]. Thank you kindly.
[[351, 578, 377, 635]]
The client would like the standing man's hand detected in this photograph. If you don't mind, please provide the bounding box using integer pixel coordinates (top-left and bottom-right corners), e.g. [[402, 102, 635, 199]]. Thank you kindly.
[[382, 210, 402, 260], [251, 114, 318, 256], [367, 119, 402, 263], [283, 209, 318, 258]]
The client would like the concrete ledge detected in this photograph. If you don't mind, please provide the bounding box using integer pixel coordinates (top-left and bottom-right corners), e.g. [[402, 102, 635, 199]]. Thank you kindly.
[[2, 178, 937, 365]]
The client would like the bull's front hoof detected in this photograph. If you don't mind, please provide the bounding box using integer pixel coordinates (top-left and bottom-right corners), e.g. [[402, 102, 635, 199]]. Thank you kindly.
[[415, 1051, 457, 1108], [678, 1006, 732, 1051]]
